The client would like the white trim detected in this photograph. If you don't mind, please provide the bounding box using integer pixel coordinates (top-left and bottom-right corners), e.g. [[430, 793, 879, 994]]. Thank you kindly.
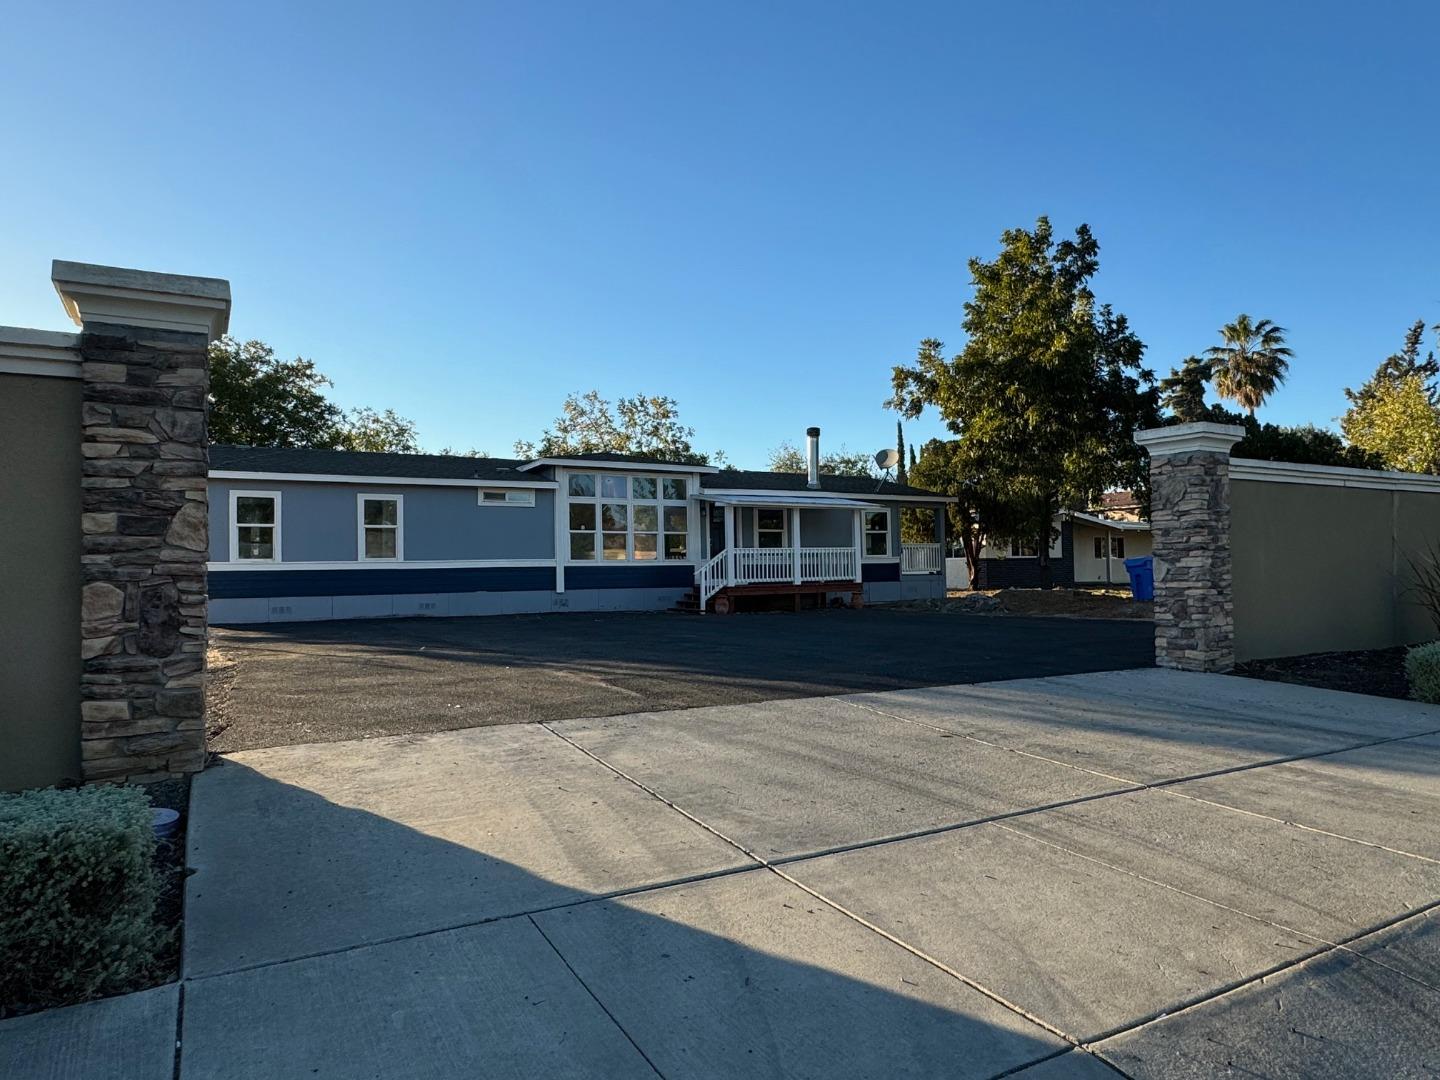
[[1134, 422, 1245, 457], [208, 558, 556, 572], [699, 487, 952, 504], [554, 467, 567, 593], [518, 457, 719, 475], [0, 326, 82, 378], [1230, 456, 1440, 492], [52, 260, 231, 339], [1066, 510, 1151, 532], [356, 493, 404, 562], [210, 470, 556, 489], [862, 507, 891, 558], [228, 489, 281, 563], [751, 505, 789, 549]]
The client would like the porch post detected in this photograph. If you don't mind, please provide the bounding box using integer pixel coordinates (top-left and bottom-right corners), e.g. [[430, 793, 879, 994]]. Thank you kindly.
[[723, 503, 735, 583], [791, 507, 802, 584], [851, 509, 863, 582]]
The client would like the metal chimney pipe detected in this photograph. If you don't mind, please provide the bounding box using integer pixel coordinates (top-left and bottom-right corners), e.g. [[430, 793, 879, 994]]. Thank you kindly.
[[805, 426, 821, 489]]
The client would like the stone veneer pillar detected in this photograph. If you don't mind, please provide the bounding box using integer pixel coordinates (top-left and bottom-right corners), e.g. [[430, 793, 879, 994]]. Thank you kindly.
[[1134, 422, 1245, 673], [52, 261, 231, 783]]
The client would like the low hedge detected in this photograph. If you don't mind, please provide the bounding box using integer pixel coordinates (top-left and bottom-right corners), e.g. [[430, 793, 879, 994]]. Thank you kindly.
[[0, 785, 164, 1013], [1407, 642, 1440, 705]]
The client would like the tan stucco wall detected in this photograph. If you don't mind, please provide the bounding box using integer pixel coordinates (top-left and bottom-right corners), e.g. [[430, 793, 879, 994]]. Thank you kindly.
[[0, 373, 81, 790], [1231, 478, 1439, 661], [1071, 524, 1152, 584]]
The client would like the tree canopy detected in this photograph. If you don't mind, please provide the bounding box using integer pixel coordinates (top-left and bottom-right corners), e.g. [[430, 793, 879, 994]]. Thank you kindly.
[[514, 391, 719, 465], [208, 337, 420, 452], [1206, 315, 1292, 416], [766, 441, 875, 477], [1341, 320, 1440, 473], [889, 220, 1159, 580]]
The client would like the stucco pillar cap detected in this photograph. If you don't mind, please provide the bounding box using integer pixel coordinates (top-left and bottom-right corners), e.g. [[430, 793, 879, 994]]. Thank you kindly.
[[1134, 421, 1245, 457], [52, 260, 231, 340]]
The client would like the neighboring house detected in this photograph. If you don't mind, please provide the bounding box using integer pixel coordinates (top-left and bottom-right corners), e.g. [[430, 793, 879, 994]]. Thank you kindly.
[[206, 428, 951, 623], [965, 492, 1153, 589]]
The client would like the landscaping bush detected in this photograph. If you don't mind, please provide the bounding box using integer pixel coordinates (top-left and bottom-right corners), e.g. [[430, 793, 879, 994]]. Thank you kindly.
[[0, 785, 164, 1014], [1405, 641, 1440, 705]]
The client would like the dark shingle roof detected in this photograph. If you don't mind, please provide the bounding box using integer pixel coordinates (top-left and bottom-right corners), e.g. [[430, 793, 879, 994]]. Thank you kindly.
[[701, 469, 943, 498], [209, 445, 531, 482]]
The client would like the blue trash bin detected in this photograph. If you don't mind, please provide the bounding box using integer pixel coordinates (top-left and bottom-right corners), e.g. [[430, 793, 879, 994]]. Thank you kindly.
[[1123, 555, 1154, 601]]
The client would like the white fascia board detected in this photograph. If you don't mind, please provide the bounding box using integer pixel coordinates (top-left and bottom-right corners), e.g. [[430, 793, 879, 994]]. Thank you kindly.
[[208, 471, 557, 489], [209, 558, 557, 571], [1230, 457, 1440, 492], [517, 457, 720, 475], [698, 487, 953, 504], [1066, 511, 1152, 532], [0, 326, 82, 378]]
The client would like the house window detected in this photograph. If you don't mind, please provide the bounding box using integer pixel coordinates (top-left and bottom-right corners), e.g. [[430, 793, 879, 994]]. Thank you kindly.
[[864, 510, 891, 557], [231, 492, 280, 561], [1094, 535, 1125, 559], [566, 472, 690, 562], [756, 507, 786, 548], [1010, 538, 1038, 558], [358, 495, 402, 560], [479, 488, 535, 507]]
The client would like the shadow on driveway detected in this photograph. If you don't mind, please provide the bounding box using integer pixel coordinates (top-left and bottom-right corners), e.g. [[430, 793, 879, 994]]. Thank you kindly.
[[208, 608, 1154, 751]]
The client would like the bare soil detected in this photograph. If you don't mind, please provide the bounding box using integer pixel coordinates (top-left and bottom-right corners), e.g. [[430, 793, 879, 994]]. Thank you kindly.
[[1235, 646, 1409, 701]]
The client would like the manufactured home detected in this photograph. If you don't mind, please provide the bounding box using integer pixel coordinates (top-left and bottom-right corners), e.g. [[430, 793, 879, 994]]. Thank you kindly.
[[207, 428, 951, 623]]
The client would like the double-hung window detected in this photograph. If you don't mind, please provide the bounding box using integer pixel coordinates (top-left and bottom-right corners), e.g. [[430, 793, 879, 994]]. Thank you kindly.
[[567, 472, 690, 562], [358, 494, 403, 561], [230, 491, 280, 562], [755, 508, 786, 548], [863, 510, 891, 557]]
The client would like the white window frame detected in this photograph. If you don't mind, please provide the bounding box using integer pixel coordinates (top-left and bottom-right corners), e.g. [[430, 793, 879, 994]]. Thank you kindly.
[[356, 493, 404, 562], [229, 489, 281, 563], [863, 508, 891, 558], [751, 506, 788, 549], [564, 471, 691, 564], [478, 488, 535, 507]]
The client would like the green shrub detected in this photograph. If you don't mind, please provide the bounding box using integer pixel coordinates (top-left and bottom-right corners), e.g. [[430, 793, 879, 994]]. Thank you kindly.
[[0, 785, 163, 1013], [1405, 642, 1440, 705]]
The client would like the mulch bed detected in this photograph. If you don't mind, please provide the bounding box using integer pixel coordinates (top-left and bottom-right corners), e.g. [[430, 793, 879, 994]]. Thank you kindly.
[[1234, 646, 1410, 701], [896, 587, 1153, 621]]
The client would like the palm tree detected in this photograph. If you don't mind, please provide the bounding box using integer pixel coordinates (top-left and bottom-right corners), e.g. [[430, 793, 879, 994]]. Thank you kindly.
[[1205, 315, 1292, 416]]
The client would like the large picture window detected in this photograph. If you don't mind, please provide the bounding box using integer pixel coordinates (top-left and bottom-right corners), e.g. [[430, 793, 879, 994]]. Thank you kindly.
[[358, 494, 403, 561], [567, 472, 689, 562], [863, 510, 890, 557], [230, 491, 280, 562]]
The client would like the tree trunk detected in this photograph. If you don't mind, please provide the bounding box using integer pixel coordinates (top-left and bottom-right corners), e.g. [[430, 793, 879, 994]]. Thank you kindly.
[[1036, 497, 1056, 590]]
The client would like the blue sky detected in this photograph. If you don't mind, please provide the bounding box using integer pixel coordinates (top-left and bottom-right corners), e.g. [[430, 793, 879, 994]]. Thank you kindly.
[[3, 1, 1437, 468]]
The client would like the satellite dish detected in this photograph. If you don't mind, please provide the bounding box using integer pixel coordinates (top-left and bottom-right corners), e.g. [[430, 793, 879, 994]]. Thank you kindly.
[[874, 448, 900, 470]]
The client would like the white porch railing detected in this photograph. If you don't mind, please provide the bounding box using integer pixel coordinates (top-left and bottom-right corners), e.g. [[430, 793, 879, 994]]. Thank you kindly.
[[697, 550, 728, 607], [695, 546, 859, 607], [901, 542, 943, 574]]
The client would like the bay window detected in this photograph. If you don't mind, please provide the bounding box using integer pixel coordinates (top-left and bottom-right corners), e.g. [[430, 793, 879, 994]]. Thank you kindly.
[[566, 472, 690, 562]]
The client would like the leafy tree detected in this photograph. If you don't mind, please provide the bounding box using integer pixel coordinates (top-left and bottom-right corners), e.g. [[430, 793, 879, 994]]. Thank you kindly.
[[906, 438, 1029, 588], [334, 408, 420, 453], [1341, 320, 1440, 473], [1233, 419, 1383, 470], [767, 441, 875, 477], [514, 390, 719, 465], [1206, 315, 1292, 416], [436, 446, 490, 458], [208, 337, 345, 448], [1158, 356, 1214, 422], [890, 221, 1159, 586], [208, 336, 421, 452]]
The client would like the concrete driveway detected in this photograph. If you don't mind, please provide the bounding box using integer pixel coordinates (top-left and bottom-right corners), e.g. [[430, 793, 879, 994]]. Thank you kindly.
[[206, 609, 1155, 750], [7, 669, 1440, 1078]]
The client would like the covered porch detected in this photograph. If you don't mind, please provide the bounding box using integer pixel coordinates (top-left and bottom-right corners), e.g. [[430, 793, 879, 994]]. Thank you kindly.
[[686, 493, 943, 613]]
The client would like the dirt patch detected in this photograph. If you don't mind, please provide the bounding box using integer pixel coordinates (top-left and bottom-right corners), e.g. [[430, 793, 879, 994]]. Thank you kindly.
[[896, 587, 1152, 621], [205, 637, 241, 754], [1234, 646, 1409, 701]]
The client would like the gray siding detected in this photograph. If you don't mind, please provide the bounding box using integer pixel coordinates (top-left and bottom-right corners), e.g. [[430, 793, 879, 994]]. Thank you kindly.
[[208, 481, 556, 562], [1, 374, 82, 790]]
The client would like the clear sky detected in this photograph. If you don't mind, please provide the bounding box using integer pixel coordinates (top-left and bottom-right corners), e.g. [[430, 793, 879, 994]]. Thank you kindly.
[[3, 1, 1437, 468]]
